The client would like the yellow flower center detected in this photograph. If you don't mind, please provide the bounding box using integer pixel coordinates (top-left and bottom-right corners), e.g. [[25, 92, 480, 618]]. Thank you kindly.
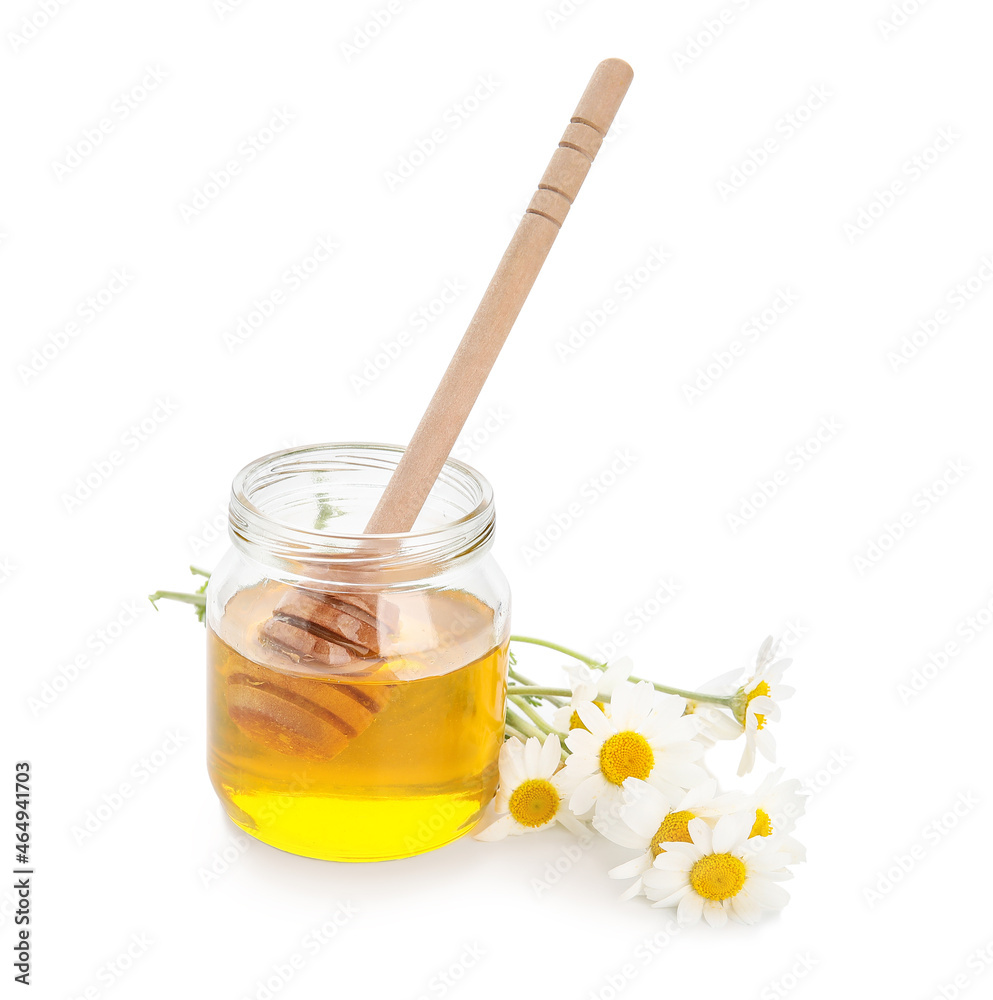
[[650, 809, 695, 857], [599, 731, 655, 785], [508, 778, 560, 828], [747, 680, 771, 730], [749, 807, 773, 838], [569, 700, 606, 732], [689, 853, 747, 901]]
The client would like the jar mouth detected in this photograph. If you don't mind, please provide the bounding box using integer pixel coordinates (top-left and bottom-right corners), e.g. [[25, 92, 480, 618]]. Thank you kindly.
[[228, 443, 495, 584]]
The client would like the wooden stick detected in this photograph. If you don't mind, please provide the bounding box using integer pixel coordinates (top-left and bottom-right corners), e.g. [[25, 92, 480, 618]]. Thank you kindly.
[[365, 58, 633, 535]]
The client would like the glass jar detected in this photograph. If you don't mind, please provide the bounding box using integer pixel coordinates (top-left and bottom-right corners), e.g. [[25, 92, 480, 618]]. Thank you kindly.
[[206, 443, 510, 862]]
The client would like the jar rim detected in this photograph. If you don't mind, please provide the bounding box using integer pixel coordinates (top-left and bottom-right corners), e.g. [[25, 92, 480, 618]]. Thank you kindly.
[[228, 442, 495, 583]]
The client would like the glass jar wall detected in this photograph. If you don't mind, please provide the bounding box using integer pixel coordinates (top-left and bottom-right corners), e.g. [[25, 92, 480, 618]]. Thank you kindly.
[[206, 443, 510, 862]]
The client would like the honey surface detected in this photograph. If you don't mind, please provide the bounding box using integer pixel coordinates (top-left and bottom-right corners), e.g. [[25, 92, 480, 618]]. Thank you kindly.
[[208, 582, 506, 861]]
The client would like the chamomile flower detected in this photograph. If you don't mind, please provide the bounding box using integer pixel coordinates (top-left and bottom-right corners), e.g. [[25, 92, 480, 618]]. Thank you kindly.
[[739, 768, 806, 863], [472, 736, 586, 841], [600, 778, 741, 899], [563, 680, 708, 820], [643, 813, 793, 927], [676, 666, 743, 747], [731, 637, 795, 776], [551, 656, 633, 732]]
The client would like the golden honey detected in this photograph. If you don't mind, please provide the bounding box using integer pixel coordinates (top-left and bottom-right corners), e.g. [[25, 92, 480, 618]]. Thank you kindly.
[[208, 581, 507, 861]]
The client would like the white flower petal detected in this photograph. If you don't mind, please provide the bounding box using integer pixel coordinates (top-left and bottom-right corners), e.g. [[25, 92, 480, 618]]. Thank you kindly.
[[677, 890, 705, 926], [650, 885, 693, 909], [642, 868, 687, 897], [569, 774, 603, 816], [737, 739, 757, 778], [609, 853, 653, 880], [747, 695, 775, 716], [575, 700, 612, 739], [522, 736, 542, 778], [729, 888, 762, 925], [742, 875, 790, 909], [599, 656, 634, 694], [498, 739, 526, 787], [619, 779, 669, 839], [619, 877, 646, 901], [687, 817, 713, 853], [538, 734, 561, 775], [712, 811, 752, 854], [679, 779, 717, 810], [556, 809, 591, 839], [651, 851, 694, 872], [565, 728, 600, 757], [703, 899, 729, 928], [656, 840, 703, 861], [472, 813, 517, 841]]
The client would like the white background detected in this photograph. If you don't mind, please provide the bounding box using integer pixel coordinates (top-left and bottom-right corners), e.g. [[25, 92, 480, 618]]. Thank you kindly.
[[4, 0, 993, 997]]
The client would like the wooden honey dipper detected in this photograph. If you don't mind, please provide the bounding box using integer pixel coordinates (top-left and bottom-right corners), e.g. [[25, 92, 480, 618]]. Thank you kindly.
[[234, 59, 633, 757]]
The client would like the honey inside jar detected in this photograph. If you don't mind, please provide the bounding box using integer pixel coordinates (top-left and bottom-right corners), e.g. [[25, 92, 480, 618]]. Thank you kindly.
[[208, 580, 507, 862]]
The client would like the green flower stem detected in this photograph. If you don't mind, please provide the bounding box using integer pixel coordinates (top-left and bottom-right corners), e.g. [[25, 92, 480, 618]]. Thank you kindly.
[[510, 634, 737, 709], [190, 566, 212, 579], [505, 685, 574, 699], [504, 723, 529, 743], [507, 664, 565, 706], [507, 681, 734, 710], [507, 694, 561, 737], [503, 707, 546, 743], [148, 590, 206, 611], [510, 634, 602, 667]]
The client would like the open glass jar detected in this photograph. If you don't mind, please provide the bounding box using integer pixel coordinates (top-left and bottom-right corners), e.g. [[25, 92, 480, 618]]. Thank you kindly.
[[206, 443, 510, 862]]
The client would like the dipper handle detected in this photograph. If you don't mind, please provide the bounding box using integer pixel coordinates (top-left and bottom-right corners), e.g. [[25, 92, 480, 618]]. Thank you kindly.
[[365, 58, 634, 535]]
